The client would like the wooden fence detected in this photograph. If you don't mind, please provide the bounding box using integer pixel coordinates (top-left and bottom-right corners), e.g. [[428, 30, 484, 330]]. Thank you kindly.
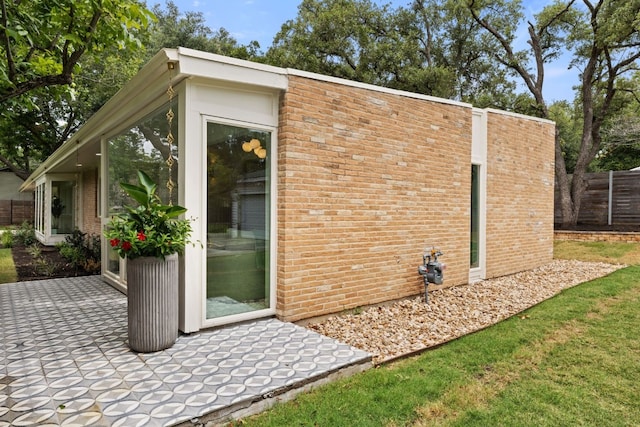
[[555, 170, 640, 226], [0, 200, 34, 226]]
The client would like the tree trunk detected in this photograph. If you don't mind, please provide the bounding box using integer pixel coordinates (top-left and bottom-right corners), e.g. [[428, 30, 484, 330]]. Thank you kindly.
[[0, 153, 30, 181], [554, 129, 577, 228]]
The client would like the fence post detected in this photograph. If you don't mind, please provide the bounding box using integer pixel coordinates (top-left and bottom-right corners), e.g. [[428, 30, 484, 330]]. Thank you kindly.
[[608, 170, 613, 226]]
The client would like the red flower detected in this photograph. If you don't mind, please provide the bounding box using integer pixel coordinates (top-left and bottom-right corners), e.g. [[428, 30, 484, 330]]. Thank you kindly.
[[137, 231, 146, 241], [122, 241, 132, 251], [110, 238, 120, 247]]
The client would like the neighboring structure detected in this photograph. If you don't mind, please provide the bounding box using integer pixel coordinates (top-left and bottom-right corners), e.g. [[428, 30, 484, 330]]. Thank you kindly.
[[21, 48, 556, 332], [0, 168, 33, 226]]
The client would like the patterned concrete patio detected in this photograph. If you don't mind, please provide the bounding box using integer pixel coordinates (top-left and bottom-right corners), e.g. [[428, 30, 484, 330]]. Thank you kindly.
[[0, 277, 372, 426]]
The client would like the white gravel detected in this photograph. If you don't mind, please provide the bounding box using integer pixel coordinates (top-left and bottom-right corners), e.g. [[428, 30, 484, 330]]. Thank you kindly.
[[306, 260, 624, 364]]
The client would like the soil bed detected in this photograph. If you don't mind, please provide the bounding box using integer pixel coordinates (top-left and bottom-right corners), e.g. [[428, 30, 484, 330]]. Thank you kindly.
[[11, 243, 96, 281]]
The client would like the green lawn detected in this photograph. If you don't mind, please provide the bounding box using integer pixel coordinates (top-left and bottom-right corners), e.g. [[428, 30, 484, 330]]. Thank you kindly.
[[235, 241, 640, 426], [0, 248, 17, 284]]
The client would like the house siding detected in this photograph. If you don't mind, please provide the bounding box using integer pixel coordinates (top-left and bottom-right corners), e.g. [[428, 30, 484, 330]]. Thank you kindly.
[[277, 75, 473, 322], [484, 111, 555, 278]]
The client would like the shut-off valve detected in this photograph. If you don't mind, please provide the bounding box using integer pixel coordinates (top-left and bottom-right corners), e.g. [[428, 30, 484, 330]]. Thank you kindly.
[[417, 247, 445, 303]]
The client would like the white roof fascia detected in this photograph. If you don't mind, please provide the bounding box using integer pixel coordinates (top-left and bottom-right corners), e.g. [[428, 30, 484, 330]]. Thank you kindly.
[[286, 68, 472, 109], [175, 47, 288, 90], [483, 107, 556, 125]]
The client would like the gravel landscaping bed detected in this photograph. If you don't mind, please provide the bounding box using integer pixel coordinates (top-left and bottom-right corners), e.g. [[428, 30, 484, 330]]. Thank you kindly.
[[306, 260, 624, 364]]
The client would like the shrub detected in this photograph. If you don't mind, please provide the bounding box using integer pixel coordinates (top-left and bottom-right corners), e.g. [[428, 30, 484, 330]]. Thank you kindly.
[[57, 229, 101, 273], [1, 231, 14, 248], [26, 243, 41, 258], [14, 221, 36, 246]]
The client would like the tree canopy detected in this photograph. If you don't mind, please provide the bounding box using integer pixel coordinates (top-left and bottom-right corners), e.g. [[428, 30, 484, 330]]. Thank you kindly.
[[1, 0, 639, 228], [0, 0, 259, 178], [265, 0, 518, 105], [0, 0, 154, 104]]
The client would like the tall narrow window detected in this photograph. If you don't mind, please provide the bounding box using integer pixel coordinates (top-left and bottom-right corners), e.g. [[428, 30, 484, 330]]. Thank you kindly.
[[106, 102, 179, 280], [206, 122, 271, 319], [471, 165, 480, 268]]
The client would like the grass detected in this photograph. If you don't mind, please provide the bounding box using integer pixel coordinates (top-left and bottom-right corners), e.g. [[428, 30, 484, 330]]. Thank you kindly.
[[554, 239, 640, 265], [234, 240, 640, 427], [0, 248, 17, 283]]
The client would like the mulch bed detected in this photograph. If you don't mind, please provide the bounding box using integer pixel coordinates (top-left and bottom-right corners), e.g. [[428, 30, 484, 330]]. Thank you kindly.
[[11, 243, 96, 281]]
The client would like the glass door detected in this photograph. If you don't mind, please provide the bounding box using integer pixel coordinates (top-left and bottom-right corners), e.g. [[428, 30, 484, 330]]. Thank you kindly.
[[51, 180, 75, 234], [206, 122, 271, 320]]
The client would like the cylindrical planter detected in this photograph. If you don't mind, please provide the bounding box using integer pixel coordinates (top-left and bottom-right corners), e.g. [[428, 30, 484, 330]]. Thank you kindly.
[[126, 253, 179, 352]]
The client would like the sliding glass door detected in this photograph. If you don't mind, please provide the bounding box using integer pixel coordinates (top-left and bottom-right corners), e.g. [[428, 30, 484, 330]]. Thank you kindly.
[[206, 121, 271, 320]]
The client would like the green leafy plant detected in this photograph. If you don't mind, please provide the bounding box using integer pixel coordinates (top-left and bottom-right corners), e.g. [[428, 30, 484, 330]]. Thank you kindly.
[[14, 221, 36, 246], [104, 170, 193, 260], [57, 229, 101, 273], [1, 230, 14, 248]]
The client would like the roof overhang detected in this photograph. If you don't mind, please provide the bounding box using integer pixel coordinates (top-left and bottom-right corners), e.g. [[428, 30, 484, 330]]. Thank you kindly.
[[20, 48, 288, 192]]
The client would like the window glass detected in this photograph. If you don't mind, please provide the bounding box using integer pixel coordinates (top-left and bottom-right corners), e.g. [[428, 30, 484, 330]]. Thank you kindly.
[[106, 101, 180, 276], [471, 164, 480, 268], [206, 122, 271, 319], [51, 181, 74, 234]]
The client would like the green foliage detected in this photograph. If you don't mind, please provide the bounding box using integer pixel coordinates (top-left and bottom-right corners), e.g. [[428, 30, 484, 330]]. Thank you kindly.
[[0, 0, 154, 103], [57, 229, 101, 273], [1, 231, 14, 248], [104, 170, 192, 260], [0, 0, 154, 177], [591, 78, 640, 171], [147, 1, 261, 60], [27, 244, 58, 276], [549, 101, 583, 174], [26, 244, 41, 259], [265, 0, 517, 103], [0, 248, 18, 283], [13, 221, 36, 246]]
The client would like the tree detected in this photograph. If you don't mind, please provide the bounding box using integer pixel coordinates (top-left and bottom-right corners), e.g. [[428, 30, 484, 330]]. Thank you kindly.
[[266, 0, 409, 88], [266, 0, 517, 106], [0, 0, 262, 179], [466, 0, 640, 227], [147, 1, 261, 61], [0, 0, 154, 103], [408, 0, 517, 107], [0, 0, 154, 176], [548, 101, 583, 175], [592, 72, 640, 171]]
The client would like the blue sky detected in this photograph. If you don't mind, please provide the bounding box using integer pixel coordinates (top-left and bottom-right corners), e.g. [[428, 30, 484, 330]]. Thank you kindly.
[[169, 0, 576, 102]]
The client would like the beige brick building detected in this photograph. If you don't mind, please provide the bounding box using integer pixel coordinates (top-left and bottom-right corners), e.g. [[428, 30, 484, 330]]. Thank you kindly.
[[23, 48, 555, 331]]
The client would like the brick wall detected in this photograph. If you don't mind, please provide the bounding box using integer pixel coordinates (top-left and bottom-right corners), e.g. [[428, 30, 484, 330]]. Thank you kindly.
[[81, 169, 102, 237], [554, 230, 640, 243], [277, 75, 472, 322], [484, 111, 555, 278]]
